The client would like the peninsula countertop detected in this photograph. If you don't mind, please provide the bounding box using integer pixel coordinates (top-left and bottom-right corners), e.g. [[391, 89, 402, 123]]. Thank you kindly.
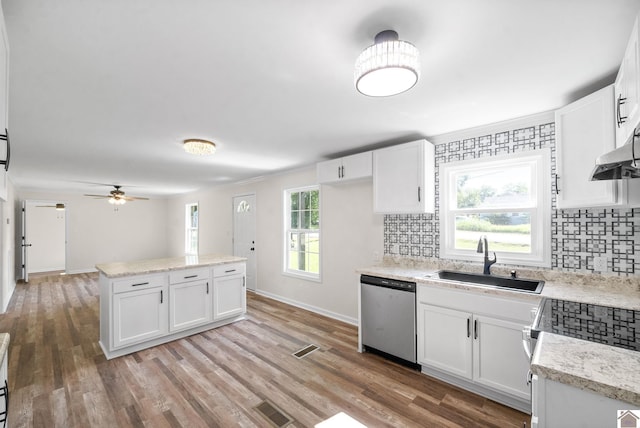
[[96, 254, 246, 278]]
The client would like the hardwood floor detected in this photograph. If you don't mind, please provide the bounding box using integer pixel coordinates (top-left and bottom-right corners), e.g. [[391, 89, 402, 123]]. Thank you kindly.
[[0, 273, 529, 427]]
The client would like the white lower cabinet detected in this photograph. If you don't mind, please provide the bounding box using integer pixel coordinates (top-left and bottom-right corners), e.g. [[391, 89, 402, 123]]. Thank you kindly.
[[113, 284, 168, 349], [169, 279, 212, 332], [418, 304, 472, 379], [99, 262, 246, 359], [473, 315, 532, 400], [213, 263, 246, 320], [417, 284, 539, 412], [531, 374, 633, 428], [0, 350, 7, 426]]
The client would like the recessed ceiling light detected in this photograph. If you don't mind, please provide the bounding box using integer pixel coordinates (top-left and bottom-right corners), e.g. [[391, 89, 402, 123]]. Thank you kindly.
[[183, 139, 216, 155]]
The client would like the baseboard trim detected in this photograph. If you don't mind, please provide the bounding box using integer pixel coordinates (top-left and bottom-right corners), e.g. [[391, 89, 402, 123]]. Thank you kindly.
[[253, 289, 358, 326]]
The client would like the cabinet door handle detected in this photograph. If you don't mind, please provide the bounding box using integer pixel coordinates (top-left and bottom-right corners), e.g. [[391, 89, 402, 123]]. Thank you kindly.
[[554, 174, 559, 195], [225, 269, 236, 273], [337, 166, 341, 178], [418, 186, 421, 202], [160, 290, 163, 304], [0, 379, 7, 427], [617, 94, 628, 127], [467, 317, 471, 338], [132, 282, 149, 287], [341, 165, 345, 178], [474, 319, 478, 340], [206, 282, 209, 294], [243, 277, 246, 288], [183, 275, 197, 279]]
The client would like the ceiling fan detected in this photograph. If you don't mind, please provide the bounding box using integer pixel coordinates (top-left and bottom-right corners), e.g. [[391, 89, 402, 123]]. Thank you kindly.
[[84, 185, 149, 205]]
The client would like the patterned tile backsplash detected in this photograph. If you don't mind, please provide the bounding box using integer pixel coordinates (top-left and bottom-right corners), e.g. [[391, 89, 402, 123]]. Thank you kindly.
[[536, 299, 640, 351], [383, 121, 640, 275]]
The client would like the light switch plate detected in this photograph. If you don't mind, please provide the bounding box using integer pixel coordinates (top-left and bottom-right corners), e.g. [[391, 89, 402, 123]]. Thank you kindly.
[[593, 256, 607, 272]]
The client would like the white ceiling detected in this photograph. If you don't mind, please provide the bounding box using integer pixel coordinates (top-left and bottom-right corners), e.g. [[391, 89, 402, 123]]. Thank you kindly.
[[3, 0, 640, 197]]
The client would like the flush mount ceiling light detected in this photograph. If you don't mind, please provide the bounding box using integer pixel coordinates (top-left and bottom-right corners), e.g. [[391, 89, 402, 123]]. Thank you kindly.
[[183, 138, 216, 156], [354, 30, 420, 97]]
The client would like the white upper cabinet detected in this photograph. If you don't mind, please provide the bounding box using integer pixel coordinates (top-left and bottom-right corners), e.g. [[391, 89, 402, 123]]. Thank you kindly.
[[317, 151, 372, 184], [373, 139, 435, 213], [615, 14, 640, 148], [556, 84, 640, 208]]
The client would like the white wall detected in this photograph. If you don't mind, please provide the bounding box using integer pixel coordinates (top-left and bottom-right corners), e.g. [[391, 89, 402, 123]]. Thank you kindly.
[[166, 166, 383, 323], [0, 178, 16, 312], [17, 191, 169, 273]]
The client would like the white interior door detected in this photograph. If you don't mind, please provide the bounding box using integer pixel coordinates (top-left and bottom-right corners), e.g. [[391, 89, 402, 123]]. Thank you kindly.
[[21, 200, 67, 280], [233, 194, 256, 291]]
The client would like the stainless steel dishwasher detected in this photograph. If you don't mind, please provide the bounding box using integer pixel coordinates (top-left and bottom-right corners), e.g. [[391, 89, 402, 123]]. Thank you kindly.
[[360, 274, 417, 366]]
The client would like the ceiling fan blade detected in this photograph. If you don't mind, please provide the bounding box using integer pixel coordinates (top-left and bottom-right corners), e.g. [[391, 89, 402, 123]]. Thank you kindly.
[[127, 196, 150, 201], [84, 194, 111, 198], [36, 205, 56, 208]]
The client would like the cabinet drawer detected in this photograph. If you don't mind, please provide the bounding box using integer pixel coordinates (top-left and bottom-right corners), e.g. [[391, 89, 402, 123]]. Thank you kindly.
[[418, 283, 539, 322], [213, 263, 245, 278], [169, 267, 210, 284], [113, 274, 166, 294]]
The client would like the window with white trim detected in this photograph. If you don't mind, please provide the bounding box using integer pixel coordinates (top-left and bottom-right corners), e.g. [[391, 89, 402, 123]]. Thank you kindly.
[[185, 202, 199, 255], [284, 186, 320, 280], [440, 149, 550, 267]]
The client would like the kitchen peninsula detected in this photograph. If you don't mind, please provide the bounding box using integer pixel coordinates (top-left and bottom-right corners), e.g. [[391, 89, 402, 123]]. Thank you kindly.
[[96, 254, 246, 359]]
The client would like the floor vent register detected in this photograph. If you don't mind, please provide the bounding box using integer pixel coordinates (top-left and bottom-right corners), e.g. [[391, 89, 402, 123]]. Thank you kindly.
[[254, 400, 294, 427], [292, 344, 319, 359]]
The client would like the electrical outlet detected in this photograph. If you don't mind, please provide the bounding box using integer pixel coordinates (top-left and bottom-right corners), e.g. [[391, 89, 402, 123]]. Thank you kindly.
[[593, 256, 607, 272]]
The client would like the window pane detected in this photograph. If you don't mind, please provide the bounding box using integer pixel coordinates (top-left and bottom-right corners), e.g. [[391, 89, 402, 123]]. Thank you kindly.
[[307, 253, 320, 274], [290, 192, 299, 210], [190, 205, 198, 228], [307, 232, 319, 253], [301, 210, 310, 229], [454, 213, 531, 253], [310, 210, 319, 229], [301, 191, 310, 210], [310, 190, 319, 210], [290, 210, 299, 228], [456, 167, 531, 209], [289, 232, 299, 250]]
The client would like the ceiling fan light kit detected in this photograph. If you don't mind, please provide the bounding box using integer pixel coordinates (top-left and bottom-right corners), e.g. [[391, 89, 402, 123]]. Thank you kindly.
[[354, 30, 420, 97], [84, 185, 149, 206], [183, 138, 216, 156]]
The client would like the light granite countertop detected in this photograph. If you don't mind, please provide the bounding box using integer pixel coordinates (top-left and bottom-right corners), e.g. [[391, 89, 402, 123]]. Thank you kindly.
[[96, 254, 246, 278], [532, 332, 640, 406], [359, 257, 640, 407], [358, 257, 640, 310], [0, 333, 9, 367]]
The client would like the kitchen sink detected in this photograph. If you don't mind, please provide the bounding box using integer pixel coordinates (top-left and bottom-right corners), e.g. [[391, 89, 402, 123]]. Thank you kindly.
[[433, 270, 544, 294]]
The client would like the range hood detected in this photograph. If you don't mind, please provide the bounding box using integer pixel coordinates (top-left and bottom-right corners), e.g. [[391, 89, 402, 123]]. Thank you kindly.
[[591, 131, 640, 180]]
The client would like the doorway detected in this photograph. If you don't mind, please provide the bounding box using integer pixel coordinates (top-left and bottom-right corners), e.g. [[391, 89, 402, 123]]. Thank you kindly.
[[233, 194, 256, 291], [21, 200, 66, 281]]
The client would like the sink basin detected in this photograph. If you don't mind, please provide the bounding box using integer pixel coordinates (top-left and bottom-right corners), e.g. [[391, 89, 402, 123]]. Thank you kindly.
[[434, 270, 544, 294]]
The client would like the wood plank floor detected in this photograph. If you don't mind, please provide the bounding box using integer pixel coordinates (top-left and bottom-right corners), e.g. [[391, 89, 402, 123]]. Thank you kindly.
[[0, 273, 529, 427]]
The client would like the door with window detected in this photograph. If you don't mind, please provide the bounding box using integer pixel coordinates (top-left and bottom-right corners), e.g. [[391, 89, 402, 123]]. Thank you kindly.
[[233, 194, 256, 291]]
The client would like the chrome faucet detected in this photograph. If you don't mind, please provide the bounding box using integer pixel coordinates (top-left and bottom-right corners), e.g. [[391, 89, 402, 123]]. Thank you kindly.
[[477, 235, 497, 275]]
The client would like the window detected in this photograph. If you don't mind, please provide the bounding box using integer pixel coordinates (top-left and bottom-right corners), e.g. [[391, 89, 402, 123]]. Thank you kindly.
[[440, 149, 550, 267], [185, 202, 199, 255], [284, 186, 320, 280]]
